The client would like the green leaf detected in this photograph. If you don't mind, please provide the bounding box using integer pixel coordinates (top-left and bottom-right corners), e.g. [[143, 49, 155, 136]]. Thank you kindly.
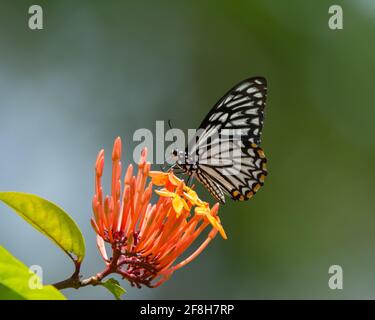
[[99, 278, 126, 300], [0, 246, 66, 300], [0, 192, 85, 263]]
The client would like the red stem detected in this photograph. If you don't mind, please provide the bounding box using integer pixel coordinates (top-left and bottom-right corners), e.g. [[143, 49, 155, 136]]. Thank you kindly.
[[52, 249, 121, 290]]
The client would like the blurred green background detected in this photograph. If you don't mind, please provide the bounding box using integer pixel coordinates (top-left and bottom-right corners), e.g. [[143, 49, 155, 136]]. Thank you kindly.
[[1, 0, 375, 299]]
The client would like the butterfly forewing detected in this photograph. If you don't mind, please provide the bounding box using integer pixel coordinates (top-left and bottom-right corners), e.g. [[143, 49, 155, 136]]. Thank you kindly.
[[197, 77, 266, 145]]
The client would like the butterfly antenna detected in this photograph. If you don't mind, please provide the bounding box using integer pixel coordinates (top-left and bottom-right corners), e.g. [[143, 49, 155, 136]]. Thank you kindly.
[[167, 119, 174, 130], [160, 163, 177, 172]]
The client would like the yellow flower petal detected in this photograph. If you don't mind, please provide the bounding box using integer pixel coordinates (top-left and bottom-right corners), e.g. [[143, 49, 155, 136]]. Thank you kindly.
[[168, 172, 183, 186], [151, 170, 226, 238], [194, 206, 210, 216], [155, 189, 175, 198], [182, 184, 193, 192], [206, 214, 227, 240], [217, 225, 227, 240], [149, 171, 169, 186], [184, 189, 199, 204], [181, 197, 190, 211], [188, 189, 198, 199], [196, 198, 208, 207], [172, 196, 184, 217]]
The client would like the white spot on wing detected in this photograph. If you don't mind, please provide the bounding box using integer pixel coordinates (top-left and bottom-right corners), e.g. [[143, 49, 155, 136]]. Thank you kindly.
[[237, 83, 250, 91], [251, 117, 260, 125], [245, 108, 258, 115], [219, 113, 228, 122], [246, 87, 257, 94], [232, 111, 243, 118], [255, 159, 263, 168], [209, 112, 223, 121], [231, 119, 247, 126], [248, 148, 255, 157], [226, 97, 249, 107], [224, 95, 234, 104]]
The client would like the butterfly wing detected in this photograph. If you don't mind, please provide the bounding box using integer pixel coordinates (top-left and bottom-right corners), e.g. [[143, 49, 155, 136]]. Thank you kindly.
[[195, 170, 226, 203], [187, 77, 268, 202], [197, 144, 267, 202], [199, 77, 266, 142]]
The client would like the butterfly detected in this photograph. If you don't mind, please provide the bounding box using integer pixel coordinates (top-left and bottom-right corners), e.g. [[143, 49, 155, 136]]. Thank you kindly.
[[171, 77, 268, 204]]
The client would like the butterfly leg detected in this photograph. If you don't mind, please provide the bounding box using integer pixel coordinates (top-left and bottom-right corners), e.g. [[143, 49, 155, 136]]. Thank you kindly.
[[172, 169, 185, 175], [185, 171, 195, 187]]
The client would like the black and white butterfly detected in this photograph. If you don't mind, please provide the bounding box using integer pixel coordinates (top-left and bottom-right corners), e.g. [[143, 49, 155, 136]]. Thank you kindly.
[[171, 77, 268, 204]]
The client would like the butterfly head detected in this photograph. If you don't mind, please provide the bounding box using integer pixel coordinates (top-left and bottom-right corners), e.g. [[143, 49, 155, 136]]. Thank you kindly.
[[171, 149, 185, 166], [172, 149, 197, 175]]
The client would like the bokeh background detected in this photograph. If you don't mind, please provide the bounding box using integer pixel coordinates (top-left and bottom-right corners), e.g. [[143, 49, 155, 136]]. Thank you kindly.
[[1, 0, 375, 299]]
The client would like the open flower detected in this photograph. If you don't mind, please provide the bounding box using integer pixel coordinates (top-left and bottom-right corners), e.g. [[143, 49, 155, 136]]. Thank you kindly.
[[149, 171, 227, 239], [91, 137, 226, 288]]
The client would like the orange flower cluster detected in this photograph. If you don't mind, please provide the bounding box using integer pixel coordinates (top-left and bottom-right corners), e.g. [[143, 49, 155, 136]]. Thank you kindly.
[[91, 137, 226, 288]]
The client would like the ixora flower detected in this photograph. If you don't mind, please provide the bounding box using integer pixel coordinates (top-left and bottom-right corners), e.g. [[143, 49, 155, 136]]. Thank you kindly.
[[91, 137, 226, 288]]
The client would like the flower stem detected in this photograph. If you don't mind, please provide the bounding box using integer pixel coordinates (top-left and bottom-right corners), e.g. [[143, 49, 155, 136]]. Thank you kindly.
[[52, 249, 121, 290]]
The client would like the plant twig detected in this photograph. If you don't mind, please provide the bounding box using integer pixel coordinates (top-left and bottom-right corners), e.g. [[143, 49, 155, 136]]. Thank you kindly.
[[52, 249, 121, 290]]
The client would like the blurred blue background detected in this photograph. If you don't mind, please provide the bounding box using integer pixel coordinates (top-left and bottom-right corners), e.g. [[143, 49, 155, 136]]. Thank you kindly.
[[1, 0, 375, 299]]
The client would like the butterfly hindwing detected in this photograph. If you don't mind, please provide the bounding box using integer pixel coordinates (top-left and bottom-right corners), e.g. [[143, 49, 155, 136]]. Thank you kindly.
[[195, 170, 226, 203], [197, 144, 267, 202]]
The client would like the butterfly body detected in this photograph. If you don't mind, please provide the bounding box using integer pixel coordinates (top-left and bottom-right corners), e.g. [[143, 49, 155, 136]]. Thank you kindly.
[[172, 77, 268, 204]]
